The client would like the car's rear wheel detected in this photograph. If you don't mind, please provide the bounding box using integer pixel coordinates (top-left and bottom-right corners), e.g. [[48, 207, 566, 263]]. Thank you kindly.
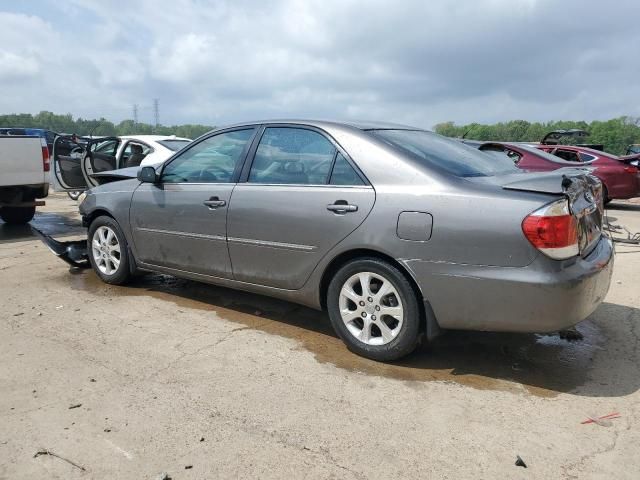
[[602, 185, 612, 205], [327, 258, 421, 361], [0, 206, 36, 224], [88, 216, 131, 285]]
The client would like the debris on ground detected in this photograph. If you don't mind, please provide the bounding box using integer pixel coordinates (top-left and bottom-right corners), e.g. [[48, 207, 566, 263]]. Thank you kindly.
[[199, 437, 205, 442], [155, 473, 172, 480], [68, 403, 82, 409], [582, 412, 620, 426], [12, 312, 24, 317], [33, 449, 86, 471], [515, 455, 527, 468], [185, 465, 193, 469], [605, 221, 640, 245]]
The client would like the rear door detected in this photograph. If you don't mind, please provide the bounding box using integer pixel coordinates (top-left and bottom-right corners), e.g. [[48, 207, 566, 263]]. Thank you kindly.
[[129, 128, 257, 277], [227, 125, 376, 289]]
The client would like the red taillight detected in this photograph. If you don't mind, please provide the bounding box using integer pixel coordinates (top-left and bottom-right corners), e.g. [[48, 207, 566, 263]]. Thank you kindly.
[[623, 165, 638, 174], [522, 199, 579, 260], [40, 137, 50, 172]]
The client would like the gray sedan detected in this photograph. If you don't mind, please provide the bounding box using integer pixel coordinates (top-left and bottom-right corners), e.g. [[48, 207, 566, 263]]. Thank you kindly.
[[75, 120, 613, 361]]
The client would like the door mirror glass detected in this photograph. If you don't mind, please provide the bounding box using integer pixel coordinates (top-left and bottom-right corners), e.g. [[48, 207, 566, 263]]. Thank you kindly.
[[137, 166, 158, 183]]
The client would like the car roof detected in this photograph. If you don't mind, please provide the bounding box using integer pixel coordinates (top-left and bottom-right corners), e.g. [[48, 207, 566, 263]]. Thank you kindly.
[[215, 119, 422, 132], [119, 135, 192, 142]]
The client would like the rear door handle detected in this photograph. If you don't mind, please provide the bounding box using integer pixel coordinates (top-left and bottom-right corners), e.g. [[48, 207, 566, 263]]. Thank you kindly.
[[327, 202, 358, 214], [203, 197, 226, 209]]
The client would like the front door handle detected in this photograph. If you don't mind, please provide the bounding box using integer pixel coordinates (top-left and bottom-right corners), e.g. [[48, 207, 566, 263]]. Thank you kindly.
[[203, 197, 226, 209], [327, 201, 358, 214]]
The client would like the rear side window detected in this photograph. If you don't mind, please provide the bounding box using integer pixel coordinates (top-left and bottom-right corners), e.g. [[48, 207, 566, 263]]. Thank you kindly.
[[370, 130, 519, 177], [330, 153, 365, 185], [249, 127, 336, 185]]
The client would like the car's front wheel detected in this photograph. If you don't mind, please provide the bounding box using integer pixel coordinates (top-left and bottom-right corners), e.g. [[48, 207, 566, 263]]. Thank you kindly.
[[327, 258, 421, 361], [88, 216, 131, 285]]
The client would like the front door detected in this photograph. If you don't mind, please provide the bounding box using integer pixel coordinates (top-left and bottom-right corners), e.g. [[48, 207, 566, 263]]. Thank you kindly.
[[227, 126, 376, 289], [51, 135, 89, 191], [129, 128, 257, 278]]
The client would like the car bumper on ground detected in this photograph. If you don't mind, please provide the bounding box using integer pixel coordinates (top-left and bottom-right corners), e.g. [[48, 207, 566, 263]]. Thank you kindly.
[[403, 236, 614, 333]]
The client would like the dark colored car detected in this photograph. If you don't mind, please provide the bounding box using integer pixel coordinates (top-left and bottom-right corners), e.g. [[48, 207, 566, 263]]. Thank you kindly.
[[0, 128, 58, 154]]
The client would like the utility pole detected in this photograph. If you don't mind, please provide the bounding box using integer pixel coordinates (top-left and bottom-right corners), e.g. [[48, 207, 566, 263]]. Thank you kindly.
[[153, 98, 159, 132], [132, 104, 139, 126]]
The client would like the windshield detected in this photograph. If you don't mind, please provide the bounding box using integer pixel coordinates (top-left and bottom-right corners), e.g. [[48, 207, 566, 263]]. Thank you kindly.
[[158, 139, 191, 151], [369, 130, 519, 177]]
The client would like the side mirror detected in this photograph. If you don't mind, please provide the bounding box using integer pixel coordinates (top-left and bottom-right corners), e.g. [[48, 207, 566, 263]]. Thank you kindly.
[[137, 166, 158, 183]]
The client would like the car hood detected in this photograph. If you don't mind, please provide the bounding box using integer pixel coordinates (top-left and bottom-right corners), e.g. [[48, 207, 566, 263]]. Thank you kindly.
[[90, 164, 161, 184]]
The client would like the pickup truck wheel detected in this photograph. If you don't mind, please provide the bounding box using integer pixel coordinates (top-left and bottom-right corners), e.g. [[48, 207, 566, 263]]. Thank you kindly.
[[88, 216, 131, 285], [0, 206, 36, 224], [327, 258, 421, 361]]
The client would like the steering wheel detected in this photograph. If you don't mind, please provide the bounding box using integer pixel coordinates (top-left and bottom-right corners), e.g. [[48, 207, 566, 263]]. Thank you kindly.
[[198, 165, 229, 182]]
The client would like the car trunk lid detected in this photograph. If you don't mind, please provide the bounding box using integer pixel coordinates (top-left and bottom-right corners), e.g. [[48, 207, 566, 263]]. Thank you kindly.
[[471, 169, 603, 258]]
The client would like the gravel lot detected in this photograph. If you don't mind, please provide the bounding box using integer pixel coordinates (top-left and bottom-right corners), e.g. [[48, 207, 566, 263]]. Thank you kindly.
[[1, 193, 639, 479]]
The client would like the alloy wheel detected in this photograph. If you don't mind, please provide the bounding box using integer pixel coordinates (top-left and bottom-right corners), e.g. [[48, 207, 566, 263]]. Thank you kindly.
[[91, 226, 121, 275], [338, 272, 404, 346]]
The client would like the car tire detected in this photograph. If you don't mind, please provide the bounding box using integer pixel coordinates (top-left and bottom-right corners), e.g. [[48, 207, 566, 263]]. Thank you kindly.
[[602, 185, 612, 205], [326, 258, 422, 361], [67, 191, 83, 201], [0, 206, 36, 224], [88, 216, 131, 285]]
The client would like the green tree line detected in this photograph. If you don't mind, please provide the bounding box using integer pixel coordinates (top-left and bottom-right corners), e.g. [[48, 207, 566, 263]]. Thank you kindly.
[[434, 116, 640, 155], [0, 111, 215, 139]]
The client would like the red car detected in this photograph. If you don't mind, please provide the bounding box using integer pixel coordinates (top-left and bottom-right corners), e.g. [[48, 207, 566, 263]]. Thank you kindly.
[[475, 142, 640, 203]]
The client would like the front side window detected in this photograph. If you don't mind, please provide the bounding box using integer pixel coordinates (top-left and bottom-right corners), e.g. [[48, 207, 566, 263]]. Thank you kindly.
[[248, 127, 336, 185], [161, 129, 254, 183]]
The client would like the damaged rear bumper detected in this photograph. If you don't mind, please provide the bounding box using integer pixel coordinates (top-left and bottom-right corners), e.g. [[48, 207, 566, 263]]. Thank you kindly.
[[403, 236, 614, 333]]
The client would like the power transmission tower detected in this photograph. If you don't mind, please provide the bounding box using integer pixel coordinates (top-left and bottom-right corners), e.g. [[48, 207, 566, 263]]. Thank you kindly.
[[153, 98, 159, 131], [132, 104, 139, 126]]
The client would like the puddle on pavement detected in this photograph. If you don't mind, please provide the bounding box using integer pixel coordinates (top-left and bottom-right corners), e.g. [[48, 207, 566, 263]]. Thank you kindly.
[[64, 270, 604, 398], [0, 211, 84, 243]]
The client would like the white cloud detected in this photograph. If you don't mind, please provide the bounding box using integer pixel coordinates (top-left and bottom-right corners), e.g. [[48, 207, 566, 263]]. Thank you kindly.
[[1, 0, 639, 127]]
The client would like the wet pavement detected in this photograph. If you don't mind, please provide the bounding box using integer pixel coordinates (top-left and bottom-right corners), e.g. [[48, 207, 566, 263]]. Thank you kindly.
[[1, 193, 640, 479], [65, 268, 617, 398]]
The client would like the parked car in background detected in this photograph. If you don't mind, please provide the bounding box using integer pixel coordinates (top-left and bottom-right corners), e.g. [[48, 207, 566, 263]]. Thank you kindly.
[[535, 144, 640, 202], [0, 134, 49, 224], [0, 127, 58, 154], [52, 134, 191, 192], [464, 140, 640, 203], [48, 120, 613, 361]]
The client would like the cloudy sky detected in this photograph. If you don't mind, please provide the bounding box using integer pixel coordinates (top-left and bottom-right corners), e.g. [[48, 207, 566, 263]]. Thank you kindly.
[[1, 0, 639, 128]]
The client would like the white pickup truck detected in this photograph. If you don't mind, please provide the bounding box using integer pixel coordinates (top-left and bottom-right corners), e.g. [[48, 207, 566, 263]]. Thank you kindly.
[[0, 135, 50, 224]]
